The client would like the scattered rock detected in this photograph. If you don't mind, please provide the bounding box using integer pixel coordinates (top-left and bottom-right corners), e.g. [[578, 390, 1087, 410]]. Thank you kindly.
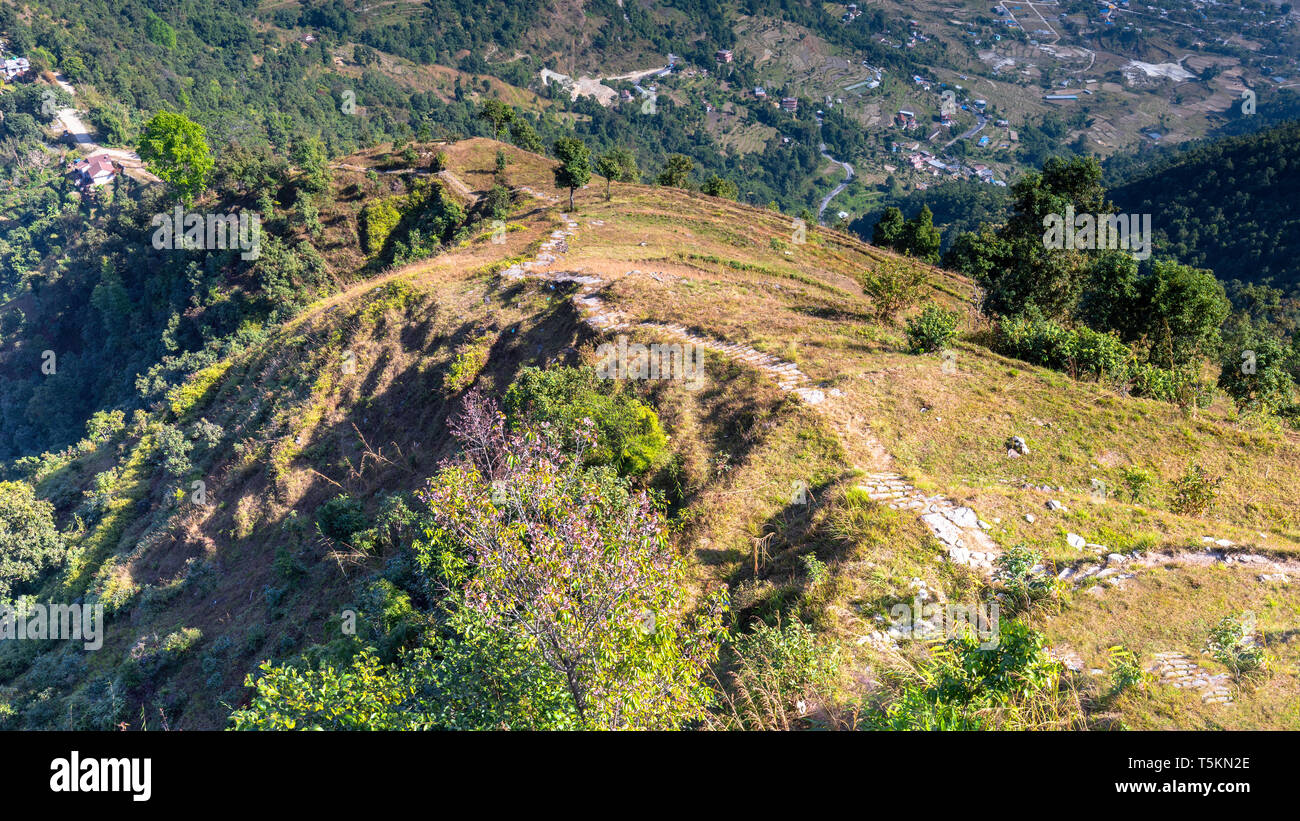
[[1046, 499, 1066, 512], [1024, 513, 1036, 523], [1006, 436, 1029, 455], [1066, 532, 1086, 549]]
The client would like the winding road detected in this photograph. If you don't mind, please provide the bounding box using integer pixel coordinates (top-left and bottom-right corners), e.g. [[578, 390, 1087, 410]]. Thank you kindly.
[[816, 136, 854, 224]]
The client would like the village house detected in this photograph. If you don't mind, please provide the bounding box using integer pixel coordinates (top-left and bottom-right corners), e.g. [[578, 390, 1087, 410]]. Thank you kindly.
[[780, 97, 798, 112], [70, 153, 118, 188], [715, 49, 733, 63], [3, 56, 30, 81]]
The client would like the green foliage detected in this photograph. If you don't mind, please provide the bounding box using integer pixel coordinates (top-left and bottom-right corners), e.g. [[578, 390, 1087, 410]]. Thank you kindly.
[[477, 100, 515, 137], [656, 153, 694, 188], [1141, 259, 1230, 371], [154, 425, 193, 478], [869, 621, 1077, 730], [144, 12, 176, 49], [231, 649, 439, 730], [594, 148, 639, 201], [1218, 332, 1296, 414], [1119, 466, 1154, 504], [138, 111, 214, 204], [995, 544, 1056, 614], [1169, 464, 1222, 516], [1206, 612, 1266, 680], [316, 495, 368, 544], [504, 365, 669, 477], [552, 137, 591, 210], [905, 305, 960, 354], [948, 156, 1112, 319], [871, 206, 905, 248], [483, 184, 511, 220], [509, 119, 544, 153], [0, 481, 66, 600], [900, 204, 942, 264], [1106, 645, 1153, 696], [360, 199, 404, 256], [414, 392, 728, 728], [700, 174, 738, 200], [994, 313, 1130, 382], [444, 333, 496, 395], [711, 617, 840, 729], [861, 256, 928, 324]]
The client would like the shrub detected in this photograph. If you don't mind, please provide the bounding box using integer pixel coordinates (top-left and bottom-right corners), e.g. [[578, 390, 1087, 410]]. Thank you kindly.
[[444, 332, 495, 395], [415, 390, 727, 729], [995, 544, 1056, 614], [1169, 465, 1221, 516], [0, 481, 66, 600], [905, 305, 960, 353], [1125, 362, 1215, 408], [504, 365, 669, 477], [317, 494, 368, 544], [710, 617, 840, 730], [1119, 465, 1154, 503], [359, 198, 403, 255], [154, 425, 193, 478], [868, 620, 1080, 730], [1206, 612, 1266, 680], [995, 314, 1128, 381], [862, 257, 928, 323], [1106, 645, 1153, 696]]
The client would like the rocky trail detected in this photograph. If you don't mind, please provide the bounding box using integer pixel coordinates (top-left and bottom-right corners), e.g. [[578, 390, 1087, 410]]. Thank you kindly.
[[498, 197, 1293, 709]]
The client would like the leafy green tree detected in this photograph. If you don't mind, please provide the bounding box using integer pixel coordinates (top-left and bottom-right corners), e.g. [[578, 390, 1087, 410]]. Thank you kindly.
[[1141, 259, 1230, 370], [872, 206, 904, 249], [144, 12, 177, 48], [417, 390, 728, 728], [509, 118, 544, 153], [1218, 332, 1296, 414], [477, 100, 515, 137], [901, 204, 941, 264], [1077, 251, 1142, 339], [947, 156, 1112, 319], [700, 174, 738, 200], [656, 154, 693, 188], [594, 147, 638, 200], [861, 256, 928, 324], [552, 137, 591, 211], [0, 481, 65, 600], [504, 365, 667, 476], [138, 111, 214, 204], [292, 137, 331, 194]]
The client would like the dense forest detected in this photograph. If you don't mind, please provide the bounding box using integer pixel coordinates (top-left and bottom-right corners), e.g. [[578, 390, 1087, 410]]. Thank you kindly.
[[1109, 121, 1300, 293]]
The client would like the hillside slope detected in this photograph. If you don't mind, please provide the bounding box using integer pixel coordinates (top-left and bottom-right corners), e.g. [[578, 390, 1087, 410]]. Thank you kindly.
[[1109, 121, 1300, 291], [3, 138, 1299, 730]]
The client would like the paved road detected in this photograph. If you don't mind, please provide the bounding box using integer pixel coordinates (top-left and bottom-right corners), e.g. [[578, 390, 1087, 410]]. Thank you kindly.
[[942, 114, 988, 150], [816, 130, 854, 224]]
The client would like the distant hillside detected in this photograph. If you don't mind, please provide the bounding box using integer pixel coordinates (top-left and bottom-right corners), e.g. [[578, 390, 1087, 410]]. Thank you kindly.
[[1109, 121, 1300, 291]]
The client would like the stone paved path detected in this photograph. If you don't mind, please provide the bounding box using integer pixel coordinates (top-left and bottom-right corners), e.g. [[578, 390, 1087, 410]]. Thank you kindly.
[[1149, 651, 1235, 704], [857, 472, 1003, 573]]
